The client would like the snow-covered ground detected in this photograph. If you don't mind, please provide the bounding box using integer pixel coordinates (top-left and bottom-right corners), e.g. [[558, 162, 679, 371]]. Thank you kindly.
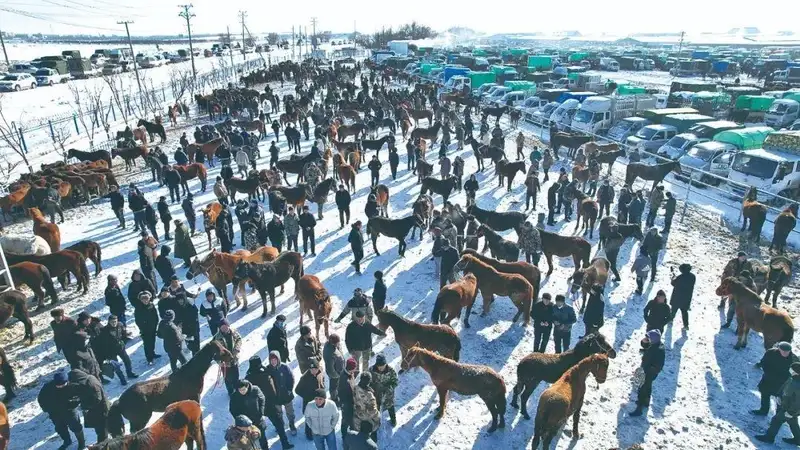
[[2, 75, 799, 450]]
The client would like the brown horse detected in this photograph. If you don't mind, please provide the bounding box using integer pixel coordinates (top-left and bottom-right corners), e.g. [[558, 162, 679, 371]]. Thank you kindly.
[[539, 229, 591, 276], [369, 184, 390, 217], [531, 354, 609, 449], [6, 250, 89, 293], [187, 137, 224, 165], [294, 275, 332, 340], [237, 119, 266, 139], [111, 146, 148, 171], [572, 191, 599, 238], [0, 184, 30, 219], [10, 262, 58, 309], [764, 256, 793, 307], [400, 118, 412, 140], [568, 254, 610, 312], [460, 249, 541, 306], [771, 204, 798, 254], [29, 207, 60, 251], [226, 175, 263, 202], [624, 160, 681, 191], [200, 202, 223, 248], [186, 247, 279, 307], [66, 240, 103, 277], [0, 401, 7, 450], [0, 290, 34, 344], [174, 164, 208, 194], [405, 108, 434, 127], [377, 308, 462, 373], [107, 341, 232, 435], [454, 254, 534, 325], [404, 346, 506, 432], [715, 277, 794, 349], [338, 161, 356, 193], [90, 400, 205, 450], [511, 333, 616, 420], [232, 252, 304, 317], [741, 187, 767, 242], [432, 273, 479, 328], [337, 123, 367, 141]]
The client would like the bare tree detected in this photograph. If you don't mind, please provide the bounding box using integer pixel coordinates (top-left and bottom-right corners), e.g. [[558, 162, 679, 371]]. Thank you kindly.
[[51, 123, 71, 162], [169, 66, 195, 103], [267, 32, 280, 45], [69, 82, 107, 149], [103, 73, 132, 126], [0, 93, 33, 174]]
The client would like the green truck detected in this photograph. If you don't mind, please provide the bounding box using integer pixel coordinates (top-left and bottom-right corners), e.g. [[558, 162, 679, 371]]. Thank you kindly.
[[662, 113, 716, 133], [504, 80, 536, 94], [731, 95, 775, 122], [469, 71, 496, 91], [527, 55, 553, 71]]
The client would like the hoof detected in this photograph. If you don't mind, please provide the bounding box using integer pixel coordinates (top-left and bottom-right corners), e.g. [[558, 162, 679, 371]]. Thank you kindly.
[[522, 413, 531, 420], [261, 313, 268, 319]]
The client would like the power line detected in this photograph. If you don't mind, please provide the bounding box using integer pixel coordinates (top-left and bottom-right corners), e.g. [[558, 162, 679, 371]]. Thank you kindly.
[[239, 11, 247, 62], [0, 6, 124, 32], [178, 4, 197, 81], [117, 20, 143, 96]]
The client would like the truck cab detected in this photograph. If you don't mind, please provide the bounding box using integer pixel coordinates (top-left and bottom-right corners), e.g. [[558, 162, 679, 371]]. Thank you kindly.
[[476, 83, 497, 97], [443, 75, 470, 93], [657, 133, 709, 159], [608, 117, 651, 142], [765, 99, 800, 129], [483, 86, 510, 104], [531, 102, 559, 126], [626, 124, 678, 154], [521, 97, 549, 120], [679, 141, 738, 182], [728, 131, 800, 197], [550, 99, 581, 131]]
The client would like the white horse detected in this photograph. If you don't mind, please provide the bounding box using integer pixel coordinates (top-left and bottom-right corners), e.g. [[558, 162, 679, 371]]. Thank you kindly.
[[0, 234, 51, 256]]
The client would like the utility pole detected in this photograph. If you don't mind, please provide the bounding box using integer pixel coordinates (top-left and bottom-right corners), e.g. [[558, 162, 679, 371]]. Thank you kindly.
[[0, 27, 9, 66], [226, 26, 234, 68], [304, 26, 309, 57], [117, 21, 143, 95], [310, 17, 318, 51], [677, 31, 686, 55], [291, 26, 295, 60], [239, 11, 247, 63], [178, 4, 197, 81]]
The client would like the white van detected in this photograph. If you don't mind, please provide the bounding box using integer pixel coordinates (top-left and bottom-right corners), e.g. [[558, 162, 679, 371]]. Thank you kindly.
[[484, 86, 510, 104], [549, 99, 580, 131], [531, 102, 559, 126], [496, 91, 527, 107], [765, 99, 800, 129], [678, 141, 738, 183], [727, 131, 800, 197]]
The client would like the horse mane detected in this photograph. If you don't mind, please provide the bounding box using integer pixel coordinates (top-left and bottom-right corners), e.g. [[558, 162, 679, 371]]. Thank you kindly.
[[724, 276, 762, 304], [94, 429, 155, 449], [171, 340, 224, 382], [561, 353, 606, 383]]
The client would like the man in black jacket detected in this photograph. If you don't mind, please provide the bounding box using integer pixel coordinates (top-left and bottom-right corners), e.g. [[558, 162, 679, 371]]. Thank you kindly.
[[368, 155, 382, 187], [134, 292, 160, 365], [68, 368, 110, 443], [753, 342, 799, 416], [157, 309, 186, 371], [643, 290, 672, 334], [104, 275, 128, 327], [154, 245, 176, 287], [267, 314, 290, 362], [433, 239, 459, 289], [299, 205, 317, 256], [531, 293, 554, 353], [216, 207, 235, 253], [349, 222, 364, 275], [267, 215, 286, 251], [642, 228, 663, 281], [50, 308, 79, 364], [669, 263, 695, 329], [175, 295, 201, 356], [464, 174, 479, 206], [229, 380, 271, 449], [127, 269, 155, 310], [181, 193, 197, 234], [38, 371, 84, 449], [617, 185, 632, 223], [547, 180, 561, 226], [388, 147, 400, 180], [662, 192, 677, 234], [102, 185, 126, 228], [246, 357, 294, 449], [336, 184, 351, 229], [99, 315, 138, 379], [338, 357, 360, 441], [597, 179, 614, 219], [157, 196, 173, 240], [127, 186, 147, 232], [631, 329, 665, 416], [345, 311, 386, 373], [372, 271, 387, 311], [164, 165, 182, 203], [137, 238, 157, 286]]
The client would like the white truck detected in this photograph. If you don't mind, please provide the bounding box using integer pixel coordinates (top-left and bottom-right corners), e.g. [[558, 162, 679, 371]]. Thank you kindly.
[[728, 130, 800, 198], [387, 41, 411, 57], [600, 57, 619, 72], [34, 68, 70, 86], [571, 95, 658, 135], [764, 99, 800, 129]]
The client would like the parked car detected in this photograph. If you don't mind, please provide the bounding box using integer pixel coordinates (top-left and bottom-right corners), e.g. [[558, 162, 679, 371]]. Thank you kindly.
[[626, 124, 678, 155], [530, 102, 559, 126], [0, 73, 37, 91], [35, 68, 70, 86], [657, 133, 709, 159], [102, 64, 123, 75], [10, 63, 39, 75]]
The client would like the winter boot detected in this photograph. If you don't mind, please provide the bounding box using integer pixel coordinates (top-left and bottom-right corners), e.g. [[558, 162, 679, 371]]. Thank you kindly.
[[127, 371, 139, 379], [289, 421, 297, 436], [281, 439, 295, 449], [58, 440, 72, 450], [120, 373, 128, 386], [389, 407, 397, 426], [305, 424, 313, 441]]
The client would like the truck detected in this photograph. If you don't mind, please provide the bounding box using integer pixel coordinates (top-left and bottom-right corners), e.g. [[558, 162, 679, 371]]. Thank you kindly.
[[764, 97, 800, 129], [504, 80, 536, 93], [639, 107, 699, 124], [728, 131, 800, 198], [538, 88, 569, 103], [669, 80, 718, 95], [388, 40, 411, 56], [442, 66, 470, 84], [789, 67, 800, 86], [527, 55, 553, 71], [550, 99, 581, 131], [690, 91, 733, 118], [470, 71, 497, 93], [607, 117, 652, 142], [557, 91, 597, 104], [626, 124, 679, 154], [600, 57, 619, 71], [67, 57, 100, 79], [571, 95, 658, 135], [37, 58, 69, 75], [34, 68, 70, 86], [661, 113, 716, 134]]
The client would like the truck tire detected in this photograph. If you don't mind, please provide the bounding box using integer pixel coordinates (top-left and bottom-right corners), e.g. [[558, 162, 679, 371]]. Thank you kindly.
[[14, 84, 21, 92], [30, 83, 36, 89]]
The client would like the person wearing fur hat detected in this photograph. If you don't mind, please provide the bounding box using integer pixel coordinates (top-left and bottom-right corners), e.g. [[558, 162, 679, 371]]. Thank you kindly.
[[643, 290, 672, 334], [229, 380, 269, 449], [200, 289, 227, 336], [225, 415, 263, 450], [353, 372, 380, 442], [134, 291, 161, 365], [753, 342, 799, 416], [295, 325, 323, 374], [756, 361, 800, 444], [154, 245, 176, 286], [214, 319, 243, 394], [267, 315, 290, 362], [370, 354, 398, 426], [670, 263, 696, 329], [266, 350, 297, 435], [295, 361, 326, 440], [49, 308, 79, 364], [157, 309, 186, 371], [324, 334, 345, 404], [631, 329, 665, 416], [345, 311, 386, 373]]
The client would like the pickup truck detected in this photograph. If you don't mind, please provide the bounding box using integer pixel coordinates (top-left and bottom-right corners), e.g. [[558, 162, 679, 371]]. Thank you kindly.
[[34, 68, 71, 86]]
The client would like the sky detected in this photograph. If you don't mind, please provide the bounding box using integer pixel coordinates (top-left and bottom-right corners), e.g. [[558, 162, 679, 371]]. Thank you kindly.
[[0, 0, 798, 37]]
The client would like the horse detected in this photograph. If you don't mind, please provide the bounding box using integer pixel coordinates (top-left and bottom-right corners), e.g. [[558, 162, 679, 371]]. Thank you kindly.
[[509, 109, 522, 128], [412, 195, 434, 240], [454, 254, 534, 325], [237, 119, 266, 140], [481, 105, 508, 124], [376, 308, 462, 373], [410, 121, 442, 143], [624, 160, 681, 191], [107, 341, 233, 435], [29, 207, 60, 251], [67, 149, 112, 168], [132, 126, 147, 144], [550, 132, 591, 159], [770, 204, 798, 254], [360, 135, 391, 158], [338, 162, 356, 193], [276, 157, 310, 185], [369, 184, 389, 218], [0, 401, 7, 450], [496, 160, 526, 191], [593, 149, 626, 176], [366, 215, 424, 257], [465, 136, 504, 171], [460, 248, 541, 305], [476, 224, 520, 262], [715, 277, 794, 350], [0, 234, 51, 256], [226, 175, 263, 202], [337, 123, 367, 141], [271, 185, 309, 209], [511, 333, 616, 420], [186, 247, 278, 307], [764, 256, 792, 307], [0, 185, 30, 219], [10, 262, 59, 309], [400, 118, 412, 140], [531, 354, 610, 449], [232, 252, 304, 318], [294, 274, 332, 340], [416, 160, 434, 183], [137, 119, 167, 143], [404, 346, 506, 432], [111, 146, 148, 171], [90, 400, 205, 450], [597, 217, 643, 249], [405, 108, 434, 127], [187, 137, 225, 166], [347, 150, 362, 172], [309, 178, 336, 220], [200, 202, 223, 248], [432, 273, 479, 328], [167, 104, 179, 127], [6, 249, 89, 293], [572, 191, 599, 239], [66, 240, 103, 277], [467, 203, 527, 233], [539, 229, 591, 276], [420, 177, 458, 205], [568, 253, 610, 312], [0, 290, 34, 344], [741, 186, 768, 242], [174, 164, 208, 194]]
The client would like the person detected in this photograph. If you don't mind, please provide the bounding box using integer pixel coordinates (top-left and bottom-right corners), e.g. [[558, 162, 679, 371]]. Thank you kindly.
[[181, 193, 197, 234], [541, 149, 553, 182], [157, 196, 173, 240], [368, 155, 382, 188], [336, 288, 374, 324], [216, 206, 235, 253], [338, 357, 360, 443], [630, 329, 666, 417], [0, 351, 15, 403], [299, 205, 318, 256], [163, 165, 182, 203], [134, 291, 160, 365], [335, 184, 352, 229], [267, 314, 290, 362], [102, 185, 126, 228], [670, 264, 695, 329], [597, 179, 614, 219], [353, 372, 381, 442], [174, 219, 197, 267], [515, 131, 525, 160], [525, 169, 540, 211], [175, 294, 200, 356], [324, 334, 345, 404], [154, 245, 176, 286], [346, 311, 386, 373], [128, 185, 147, 232], [372, 271, 387, 311], [721, 251, 753, 312], [269, 140, 280, 168], [439, 155, 451, 180], [245, 356, 294, 449], [344, 421, 378, 450], [68, 367, 110, 443], [235, 148, 250, 178], [642, 227, 663, 281], [617, 185, 632, 223], [296, 361, 326, 440], [388, 147, 400, 180], [229, 380, 270, 449], [104, 275, 128, 327], [137, 238, 157, 286], [518, 221, 542, 265], [99, 315, 138, 380], [532, 293, 554, 353], [370, 354, 398, 426], [225, 415, 263, 450], [643, 290, 672, 333], [296, 325, 323, 374], [628, 190, 645, 225], [753, 342, 799, 415], [756, 362, 800, 444], [626, 248, 650, 297], [582, 285, 605, 336], [285, 206, 300, 252], [433, 239, 460, 288], [50, 309, 79, 364], [349, 222, 365, 275], [158, 309, 186, 371], [268, 214, 286, 251], [305, 389, 340, 450], [662, 192, 677, 233], [144, 203, 160, 240], [214, 176, 230, 206], [200, 289, 227, 336], [551, 294, 576, 353], [646, 185, 665, 228], [364, 194, 379, 220], [267, 350, 297, 436], [464, 174, 479, 206], [39, 371, 85, 449], [214, 319, 243, 394]]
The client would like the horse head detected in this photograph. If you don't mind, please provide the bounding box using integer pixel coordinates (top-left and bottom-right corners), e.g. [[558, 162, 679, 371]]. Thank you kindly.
[[231, 261, 249, 284], [715, 277, 736, 297], [402, 345, 424, 371], [210, 340, 234, 365], [577, 332, 617, 359], [589, 353, 610, 383], [454, 255, 471, 272], [567, 269, 585, 294]]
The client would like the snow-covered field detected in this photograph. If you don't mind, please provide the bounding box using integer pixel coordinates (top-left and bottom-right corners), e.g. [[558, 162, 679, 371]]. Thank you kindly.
[[2, 74, 799, 450]]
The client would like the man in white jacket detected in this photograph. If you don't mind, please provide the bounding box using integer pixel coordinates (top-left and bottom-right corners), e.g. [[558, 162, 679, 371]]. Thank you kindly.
[[306, 389, 340, 449], [262, 100, 273, 122], [235, 148, 250, 178]]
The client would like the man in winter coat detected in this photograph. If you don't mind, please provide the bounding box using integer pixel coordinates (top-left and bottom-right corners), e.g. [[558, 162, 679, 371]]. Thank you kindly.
[[174, 294, 200, 356], [214, 319, 243, 394], [216, 207, 235, 252], [349, 222, 365, 274], [306, 388, 340, 449], [299, 205, 317, 256], [670, 263, 695, 329], [541, 150, 553, 182], [628, 191, 645, 225], [245, 356, 294, 449], [69, 367, 110, 443], [338, 357, 360, 442], [173, 219, 196, 267], [643, 290, 672, 333], [582, 285, 605, 335], [532, 293, 554, 353], [181, 193, 197, 234], [104, 275, 128, 326], [102, 185, 126, 228], [642, 227, 663, 280], [547, 180, 561, 226], [128, 186, 147, 232], [225, 415, 265, 450], [433, 239, 460, 288], [597, 179, 615, 219], [99, 315, 138, 379], [50, 308, 79, 364], [39, 371, 84, 449], [353, 372, 380, 442], [267, 350, 297, 435], [269, 141, 280, 167], [336, 184, 352, 229], [372, 271, 387, 311], [753, 342, 799, 416], [295, 325, 323, 374], [295, 361, 325, 440], [370, 354, 398, 426], [464, 174, 479, 206], [144, 203, 160, 240], [519, 221, 542, 265], [214, 176, 230, 206], [721, 251, 753, 310], [157, 196, 173, 240], [267, 215, 286, 251], [368, 155, 382, 187], [453, 156, 465, 190], [200, 289, 227, 336], [154, 245, 176, 286], [439, 155, 451, 179], [324, 334, 345, 404], [631, 248, 651, 295], [388, 147, 400, 180], [137, 238, 158, 286], [158, 309, 186, 371], [235, 148, 250, 178], [364, 194, 379, 220], [663, 192, 677, 233], [756, 361, 800, 444], [284, 206, 300, 252], [229, 380, 271, 449], [551, 295, 576, 353], [336, 288, 375, 323], [345, 311, 386, 373], [617, 185, 632, 223], [163, 165, 182, 203], [135, 292, 160, 364], [631, 329, 665, 416], [525, 170, 540, 211], [646, 185, 665, 227], [267, 315, 290, 362]]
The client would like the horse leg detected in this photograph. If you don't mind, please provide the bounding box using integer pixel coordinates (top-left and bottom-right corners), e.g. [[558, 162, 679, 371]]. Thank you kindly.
[[371, 235, 380, 256], [734, 319, 745, 349], [572, 404, 583, 437], [546, 254, 554, 276], [435, 386, 448, 419], [398, 239, 406, 257], [741, 216, 748, 232], [482, 395, 499, 432], [519, 380, 539, 420], [480, 291, 494, 317]]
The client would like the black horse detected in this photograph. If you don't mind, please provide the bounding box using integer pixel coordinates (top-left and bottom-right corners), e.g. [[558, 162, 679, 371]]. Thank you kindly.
[[467, 203, 527, 233], [67, 149, 112, 168], [421, 176, 459, 205], [232, 252, 304, 318], [137, 119, 167, 143], [367, 118, 397, 136], [360, 135, 392, 158], [481, 105, 508, 124], [477, 223, 520, 262], [367, 215, 424, 257], [466, 135, 504, 171]]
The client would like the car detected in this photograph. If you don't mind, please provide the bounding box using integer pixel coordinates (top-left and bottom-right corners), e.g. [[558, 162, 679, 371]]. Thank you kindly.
[[10, 63, 39, 75], [102, 64, 123, 75], [0, 73, 37, 91]]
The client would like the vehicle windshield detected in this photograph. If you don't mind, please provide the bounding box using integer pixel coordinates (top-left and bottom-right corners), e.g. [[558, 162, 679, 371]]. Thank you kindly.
[[731, 153, 779, 179], [635, 127, 658, 139], [573, 109, 593, 123], [666, 136, 690, 149], [540, 104, 557, 115], [770, 103, 789, 114], [686, 146, 718, 161], [2, 75, 19, 81], [609, 121, 633, 134], [35, 69, 50, 76]]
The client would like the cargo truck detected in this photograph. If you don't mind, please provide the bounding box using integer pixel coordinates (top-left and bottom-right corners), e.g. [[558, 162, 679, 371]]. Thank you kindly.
[[728, 130, 800, 198], [571, 95, 658, 135], [764, 96, 800, 129], [661, 113, 716, 134], [527, 55, 553, 71]]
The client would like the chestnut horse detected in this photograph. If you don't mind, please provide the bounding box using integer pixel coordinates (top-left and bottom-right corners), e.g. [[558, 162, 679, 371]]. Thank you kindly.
[[404, 346, 506, 432], [377, 308, 461, 373], [460, 249, 541, 307], [539, 229, 591, 276], [90, 400, 205, 450], [770, 204, 798, 254], [454, 254, 534, 325], [187, 137, 224, 166], [186, 247, 279, 307], [432, 273, 479, 328], [6, 250, 89, 293], [10, 262, 59, 309], [66, 240, 103, 277], [370, 184, 390, 217], [174, 163, 208, 194], [232, 252, 305, 318], [568, 254, 610, 313], [532, 354, 609, 449], [716, 277, 794, 349], [294, 274, 333, 340], [741, 186, 767, 242], [0, 289, 34, 344], [572, 191, 599, 239], [201, 202, 223, 248], [338, 162, 356, 193], [29, 207, 60, 251], [0, 401, 7, 450]]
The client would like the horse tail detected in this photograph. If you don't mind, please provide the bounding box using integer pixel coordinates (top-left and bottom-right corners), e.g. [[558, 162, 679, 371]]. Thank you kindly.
[[107, 400, 126, 437], [432, 290, 446, 324], [95, 242, 103, 272], [41, 265, 59, 305]]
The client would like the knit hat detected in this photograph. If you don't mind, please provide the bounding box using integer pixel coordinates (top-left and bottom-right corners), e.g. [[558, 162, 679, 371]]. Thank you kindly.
[[164, 310, 175, 320], [138, 291, 152, 300], [655, 290, 666, 298], [346, 357, 357, 371], [308, 361, 319, 370], [170, 275, 179, 281], [778, 342, 793, 352], [205, 289, 215, 297], [276, 314, 286, 322], [360, 372, 372, 383], [53, 371, 69, 385], [737, 251, 747, 257], [77, 311, 91, 322], [249, 355, 263, 369], [107, 274, 117, 282], [235, 415, 252, 427], [375, 354, 387, 366], [314, 388, 327, 399], [646, 329, 661, 345], [300, 325, 311, 336]]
